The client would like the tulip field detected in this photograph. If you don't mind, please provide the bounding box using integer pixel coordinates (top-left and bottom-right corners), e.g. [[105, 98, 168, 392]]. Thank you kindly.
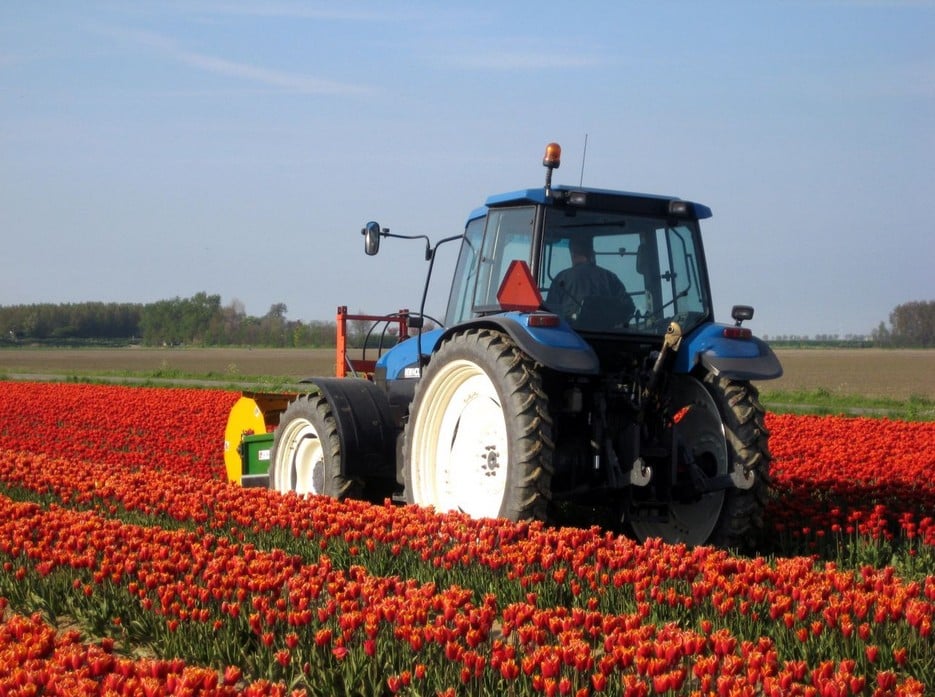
[[0, 381, 932, 696]]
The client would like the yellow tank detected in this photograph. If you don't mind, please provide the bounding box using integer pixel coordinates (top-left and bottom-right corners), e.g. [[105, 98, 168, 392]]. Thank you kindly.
[[223, 392, 295, 484]]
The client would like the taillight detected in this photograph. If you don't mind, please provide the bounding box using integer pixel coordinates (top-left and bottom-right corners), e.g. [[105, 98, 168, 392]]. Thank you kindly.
[[722, 326, 752, 340], [526, 313, 560, 328]]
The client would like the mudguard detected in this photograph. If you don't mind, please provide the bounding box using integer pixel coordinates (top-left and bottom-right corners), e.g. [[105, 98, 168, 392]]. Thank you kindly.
[[674, 323, 783, 381], [376, 313, 600, 378], [376, 328, 445, 381], [303, 377, 398, 480]]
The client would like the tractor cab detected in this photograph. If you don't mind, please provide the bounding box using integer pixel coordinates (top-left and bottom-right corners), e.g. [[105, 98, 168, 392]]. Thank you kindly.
[[441, 144, 716, 378], [446, 184, 713, 340]]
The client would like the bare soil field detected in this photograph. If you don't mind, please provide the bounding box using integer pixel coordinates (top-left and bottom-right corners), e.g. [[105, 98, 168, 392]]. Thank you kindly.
[[757, 348, 934, 400], [0, 347, 339, 381], [1, 346, 932, 400]]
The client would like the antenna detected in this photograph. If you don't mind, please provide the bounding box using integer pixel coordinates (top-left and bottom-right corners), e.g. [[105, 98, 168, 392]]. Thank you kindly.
[[578, 133, 588, 186]]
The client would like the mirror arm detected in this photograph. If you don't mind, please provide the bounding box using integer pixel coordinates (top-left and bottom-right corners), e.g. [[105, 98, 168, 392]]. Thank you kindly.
[[359, 221, 466, 376], [413, 233, 466, 377]]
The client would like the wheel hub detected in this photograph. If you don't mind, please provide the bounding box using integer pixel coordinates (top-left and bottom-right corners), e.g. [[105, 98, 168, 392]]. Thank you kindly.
[[483, 445, 500, 476]]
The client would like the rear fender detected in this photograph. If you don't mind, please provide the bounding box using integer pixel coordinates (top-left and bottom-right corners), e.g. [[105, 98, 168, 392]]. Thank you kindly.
[[437, 314, 599, 374], [304, 377, 398, 480], [376, 316, 600, 377], [674, 323, 783, 381]]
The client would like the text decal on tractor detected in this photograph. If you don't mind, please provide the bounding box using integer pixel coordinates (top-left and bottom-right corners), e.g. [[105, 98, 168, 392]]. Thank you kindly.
[[224, 143, 782, 550]]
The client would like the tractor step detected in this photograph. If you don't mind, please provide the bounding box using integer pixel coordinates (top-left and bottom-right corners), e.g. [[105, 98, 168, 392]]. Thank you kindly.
[[241, 473, 270, 488]]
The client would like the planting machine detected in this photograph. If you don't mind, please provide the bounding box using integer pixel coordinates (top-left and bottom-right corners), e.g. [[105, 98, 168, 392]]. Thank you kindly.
[[224, 143, 782, 549]]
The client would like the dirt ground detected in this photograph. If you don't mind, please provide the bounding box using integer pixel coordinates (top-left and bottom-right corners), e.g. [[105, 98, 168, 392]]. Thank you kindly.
[[0, 347, 340, 381], [756, 348, 934, 400], [1, 346, 932, 400]]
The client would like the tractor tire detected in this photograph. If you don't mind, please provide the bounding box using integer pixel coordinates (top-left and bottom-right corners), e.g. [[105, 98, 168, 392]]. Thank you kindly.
[[626, 374, 770, 551], [703, 374, 771, 552], [269, 393, 362, 499], [402, 328, 554, 521], [628, 374, 730, 547]]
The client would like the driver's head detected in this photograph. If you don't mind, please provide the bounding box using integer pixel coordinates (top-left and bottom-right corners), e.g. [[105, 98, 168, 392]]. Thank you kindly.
[[569, 236, 595, 263]]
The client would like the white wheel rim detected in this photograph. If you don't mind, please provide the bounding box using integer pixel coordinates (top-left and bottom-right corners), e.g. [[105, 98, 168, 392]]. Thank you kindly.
[[410, 359, 508, 518], [274, 417, 324, 495]]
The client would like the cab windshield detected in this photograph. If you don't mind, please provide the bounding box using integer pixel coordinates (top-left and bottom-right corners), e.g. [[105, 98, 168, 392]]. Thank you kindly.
[[540, 208, 711, 335]]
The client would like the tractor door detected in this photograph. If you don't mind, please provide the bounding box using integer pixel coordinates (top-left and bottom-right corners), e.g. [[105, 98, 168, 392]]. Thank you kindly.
[[445, 206, 537, 324], [444, 216, 485, 325]]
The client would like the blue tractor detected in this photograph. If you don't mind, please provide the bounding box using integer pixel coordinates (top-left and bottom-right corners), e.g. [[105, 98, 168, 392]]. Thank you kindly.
[[226, 143, 782, 549]]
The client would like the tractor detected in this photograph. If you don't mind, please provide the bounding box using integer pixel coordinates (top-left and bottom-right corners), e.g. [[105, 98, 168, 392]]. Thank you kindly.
[[224, 143, 782, 549]]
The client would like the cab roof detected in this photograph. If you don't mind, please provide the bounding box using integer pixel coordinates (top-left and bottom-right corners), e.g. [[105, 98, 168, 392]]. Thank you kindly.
[[468, 184, 712, 224]]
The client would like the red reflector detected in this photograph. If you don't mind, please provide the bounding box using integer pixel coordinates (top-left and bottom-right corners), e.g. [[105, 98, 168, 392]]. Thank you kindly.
[[723, 327, 752, 340], [526, 313, 560, 328], [497, 260, 543, 312]]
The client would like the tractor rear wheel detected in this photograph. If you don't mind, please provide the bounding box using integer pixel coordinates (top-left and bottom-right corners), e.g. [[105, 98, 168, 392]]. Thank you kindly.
[[270, 393, 362, 499], [626, 374, 770, 550], [402, 328, 553, 521], [703, 374, 771, 551], [628, 374, 729, 546]]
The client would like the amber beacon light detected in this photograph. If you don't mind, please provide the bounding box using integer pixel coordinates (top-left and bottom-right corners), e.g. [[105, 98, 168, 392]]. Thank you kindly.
[[542, 142, 562, 169], [542, 142, 561, 195]]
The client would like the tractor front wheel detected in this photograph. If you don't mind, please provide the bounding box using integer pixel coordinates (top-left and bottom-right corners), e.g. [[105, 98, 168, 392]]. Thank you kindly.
[[270, 394, 362, 499], [402, 328, 554, 521]]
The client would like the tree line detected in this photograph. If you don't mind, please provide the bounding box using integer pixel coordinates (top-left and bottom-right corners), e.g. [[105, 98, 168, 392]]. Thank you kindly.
[[872, 300, 935, 348], [1, 295, 932, 348], [0, 293, 389, 348]]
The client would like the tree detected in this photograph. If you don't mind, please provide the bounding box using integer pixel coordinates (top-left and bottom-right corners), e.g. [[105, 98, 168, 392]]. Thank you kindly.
[[261, 303, 290, 347], [139, 292, 221, 345], [267, 303, 287, 320], [888, 300, 934, 348], [871, 321, 891, 346], [0, 302, 142, 341]]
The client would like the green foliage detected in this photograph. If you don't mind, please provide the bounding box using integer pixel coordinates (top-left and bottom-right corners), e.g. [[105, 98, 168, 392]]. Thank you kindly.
[[0, 302, 141, 341], [139, 292, 221, 345], [0, 296, 343, 348], [876, 299, 935, 348]]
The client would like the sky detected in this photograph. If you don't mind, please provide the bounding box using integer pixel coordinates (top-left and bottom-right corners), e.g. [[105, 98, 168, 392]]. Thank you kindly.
[[1, 1, 933, 339]]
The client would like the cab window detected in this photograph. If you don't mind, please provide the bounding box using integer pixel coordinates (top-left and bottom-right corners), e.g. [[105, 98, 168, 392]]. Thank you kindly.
[[444, 216, 485, 325], [472, 207, 536, 310]]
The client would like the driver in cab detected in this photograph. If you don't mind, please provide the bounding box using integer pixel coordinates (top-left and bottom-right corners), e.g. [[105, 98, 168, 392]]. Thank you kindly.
[[545, 236, 635, 328]]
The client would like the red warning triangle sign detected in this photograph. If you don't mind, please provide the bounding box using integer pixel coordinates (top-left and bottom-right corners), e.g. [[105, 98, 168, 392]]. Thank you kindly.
[[497, 260, 543, 312]]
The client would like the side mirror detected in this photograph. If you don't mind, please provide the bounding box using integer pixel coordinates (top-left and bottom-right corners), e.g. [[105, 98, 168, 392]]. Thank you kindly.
[[731, 305, 754, 326], [362, 221, 382, 256]]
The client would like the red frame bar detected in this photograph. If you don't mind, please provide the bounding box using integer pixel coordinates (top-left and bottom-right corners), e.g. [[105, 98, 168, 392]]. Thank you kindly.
[[335, 306, 411, 378]]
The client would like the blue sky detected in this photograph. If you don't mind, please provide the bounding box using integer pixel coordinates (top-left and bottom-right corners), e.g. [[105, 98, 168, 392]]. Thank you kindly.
[[1, 1, 932, 338]]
